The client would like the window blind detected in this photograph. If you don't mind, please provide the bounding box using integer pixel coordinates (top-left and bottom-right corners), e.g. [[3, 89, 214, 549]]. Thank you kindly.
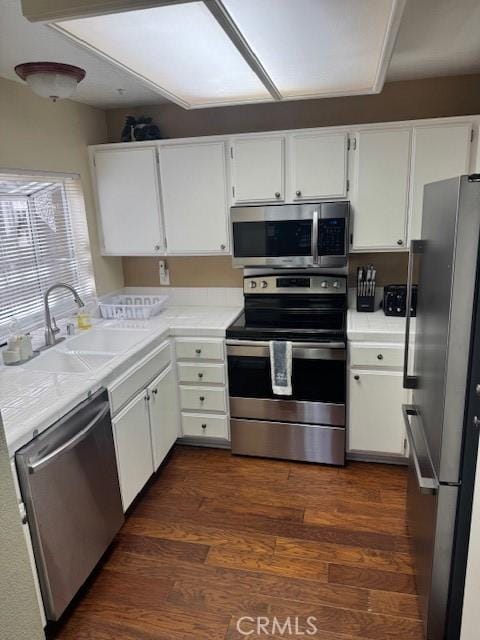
[[0, 171, 96, 342]]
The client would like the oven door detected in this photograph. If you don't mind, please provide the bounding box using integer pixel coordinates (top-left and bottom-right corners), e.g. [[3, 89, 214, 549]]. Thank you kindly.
[[227, 340, 346, 426], [231, 205, 316, 268]]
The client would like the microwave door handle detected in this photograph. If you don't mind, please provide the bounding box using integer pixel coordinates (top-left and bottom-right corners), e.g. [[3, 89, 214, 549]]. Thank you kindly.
[[404, 240, 421, 389], [312, 209, 319, 264], [27, 403, 110, 474]]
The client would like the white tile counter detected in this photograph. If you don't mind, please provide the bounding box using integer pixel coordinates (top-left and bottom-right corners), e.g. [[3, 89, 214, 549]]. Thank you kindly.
[[347, 309, 416, 343], [0, 305, 242, 456]]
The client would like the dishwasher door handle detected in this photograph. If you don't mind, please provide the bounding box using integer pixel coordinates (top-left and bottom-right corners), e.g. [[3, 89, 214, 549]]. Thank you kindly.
[[28, 402, 110, 474]]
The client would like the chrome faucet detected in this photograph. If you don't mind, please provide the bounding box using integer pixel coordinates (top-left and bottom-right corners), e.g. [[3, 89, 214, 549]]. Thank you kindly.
[[43, 283, 85, 348]]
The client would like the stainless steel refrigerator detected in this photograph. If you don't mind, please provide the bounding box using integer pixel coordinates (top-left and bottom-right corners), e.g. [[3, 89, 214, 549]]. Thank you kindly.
[[403, 174, 480, 639]]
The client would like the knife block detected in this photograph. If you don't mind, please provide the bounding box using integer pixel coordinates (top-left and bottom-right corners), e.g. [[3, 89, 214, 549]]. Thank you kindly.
[[356, 294, 375, 312]]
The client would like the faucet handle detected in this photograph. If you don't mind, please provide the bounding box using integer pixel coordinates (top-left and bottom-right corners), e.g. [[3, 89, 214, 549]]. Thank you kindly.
[[51, 317, 60, 335]]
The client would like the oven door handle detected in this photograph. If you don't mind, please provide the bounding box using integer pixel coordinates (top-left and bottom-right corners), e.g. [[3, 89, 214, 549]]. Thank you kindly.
[[226, 340, 346, 360]]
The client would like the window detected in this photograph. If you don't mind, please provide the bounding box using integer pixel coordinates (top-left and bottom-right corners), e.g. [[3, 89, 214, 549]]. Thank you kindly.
[[0, 171, 96, 342]]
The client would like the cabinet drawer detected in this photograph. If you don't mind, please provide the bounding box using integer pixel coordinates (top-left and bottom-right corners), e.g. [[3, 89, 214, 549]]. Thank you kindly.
[[177, 362, 225, 385], [181, 413, 229, 439], [349, 343, 404, 369], [179, 385, 227, 412], [175, 338, 224, 361], [109, 341, 171, 415]]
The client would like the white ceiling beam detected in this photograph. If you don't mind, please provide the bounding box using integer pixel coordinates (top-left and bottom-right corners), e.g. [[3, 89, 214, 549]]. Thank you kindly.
[[204, 0, 282, 102], [21, 0, 195, 23]]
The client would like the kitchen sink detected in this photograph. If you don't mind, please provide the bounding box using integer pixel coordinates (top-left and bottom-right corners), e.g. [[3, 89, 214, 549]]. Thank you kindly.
[[26, 350, 113, 374], [63, 328, 149, 353]]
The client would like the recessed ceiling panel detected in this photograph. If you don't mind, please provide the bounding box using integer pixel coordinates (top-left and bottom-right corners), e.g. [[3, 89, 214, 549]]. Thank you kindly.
[[56, 1, 271, 108], [223, 0, 405, 99]]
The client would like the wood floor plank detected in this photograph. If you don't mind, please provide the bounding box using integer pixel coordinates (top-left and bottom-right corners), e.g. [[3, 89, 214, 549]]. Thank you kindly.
[[51, 447, 422, 640], [206, 546, 329, 582], [329, 564, 417, 595], [200, 495, 305, 522], [304, 508, 408, 535], [275, 537, 415, 574], [121, 515, 276, 553]]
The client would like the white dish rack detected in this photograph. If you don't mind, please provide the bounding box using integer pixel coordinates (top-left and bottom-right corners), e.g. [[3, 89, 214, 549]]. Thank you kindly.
[[99, 293, 169, 320]]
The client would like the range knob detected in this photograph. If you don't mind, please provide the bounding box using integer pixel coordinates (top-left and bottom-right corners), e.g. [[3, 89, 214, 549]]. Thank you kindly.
[[260, 280, 268, 289], [332, 281, 340, 288], [249, 280, 257, 288], [321, 281, 328, 288]]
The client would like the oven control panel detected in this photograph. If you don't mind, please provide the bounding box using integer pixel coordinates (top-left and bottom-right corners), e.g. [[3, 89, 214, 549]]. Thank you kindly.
[[244, 275, 346, 294]]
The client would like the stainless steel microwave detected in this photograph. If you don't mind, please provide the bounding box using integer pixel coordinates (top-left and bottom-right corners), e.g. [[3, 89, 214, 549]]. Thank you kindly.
[[231, 202, 349, 268]]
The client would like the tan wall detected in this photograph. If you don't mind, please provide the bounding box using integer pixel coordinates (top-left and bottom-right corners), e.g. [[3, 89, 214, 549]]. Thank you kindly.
[[107, 74, 480, 141], [123, 253, 408, 288], [0, 76, 123, 294], [109, 74, 480, 289], [0, 415, 44, 640]]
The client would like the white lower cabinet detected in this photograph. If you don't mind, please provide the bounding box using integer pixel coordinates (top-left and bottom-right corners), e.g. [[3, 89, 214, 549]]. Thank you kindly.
[[348, 369, 407, 457], [112, 389, 154, 511], [348, 339, 409, 460], [148, 364, 180, 470]]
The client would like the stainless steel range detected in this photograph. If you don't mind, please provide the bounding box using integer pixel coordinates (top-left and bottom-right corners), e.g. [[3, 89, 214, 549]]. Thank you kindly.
[[226, 273, 347, 465]]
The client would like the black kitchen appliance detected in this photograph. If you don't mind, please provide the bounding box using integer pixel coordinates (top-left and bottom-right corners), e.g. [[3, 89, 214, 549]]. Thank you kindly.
[[226, 273, 347, 465], [383, 284, 417, 316]]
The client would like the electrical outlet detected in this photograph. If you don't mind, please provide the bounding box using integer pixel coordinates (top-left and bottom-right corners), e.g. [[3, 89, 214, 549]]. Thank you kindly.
[[159, 259, 170, 286]]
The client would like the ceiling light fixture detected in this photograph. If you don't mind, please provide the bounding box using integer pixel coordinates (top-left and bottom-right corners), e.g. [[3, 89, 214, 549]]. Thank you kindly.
[[14, 62, 86, 101]]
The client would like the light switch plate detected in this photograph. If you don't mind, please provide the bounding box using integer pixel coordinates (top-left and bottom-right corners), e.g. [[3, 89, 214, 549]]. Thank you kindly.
[[159, 260, 170, 286]]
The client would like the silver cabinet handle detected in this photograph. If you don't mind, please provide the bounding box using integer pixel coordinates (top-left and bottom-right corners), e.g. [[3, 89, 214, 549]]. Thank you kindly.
[[397, 239, 403, 245], [354, 375, 360, 380], [220, 244, 226, 250], [198, 372, 204, 379], [151, 388, 158, 395], [201, 423, 207, 429], [154, 244, 160, 251], [195, 348, 202, 354], [28, 403, 110, 474], [275, 192, 281, 198], [199, 396, 205, 402], [402, 405, 438, 494], [377, 354, 383, 360], [296, 190, 301, 197]]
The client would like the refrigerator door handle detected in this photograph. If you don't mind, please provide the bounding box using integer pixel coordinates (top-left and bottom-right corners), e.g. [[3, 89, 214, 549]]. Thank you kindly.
[[402, 404, 439, 495], [404, 240, 422, 389]]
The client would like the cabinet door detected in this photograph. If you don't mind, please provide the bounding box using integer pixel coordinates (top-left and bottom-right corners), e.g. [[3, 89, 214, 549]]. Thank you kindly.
[[408, 123, 472, 241], [348, 369, 407, 455], [351, 128, 411, 251], [231, 136, 285, 203], [290, 132, 348, 200], [159, 141, 229, 254], [148, 364, 180, 470], [92, 147, 164, 255], [112, 390, 153, 511]]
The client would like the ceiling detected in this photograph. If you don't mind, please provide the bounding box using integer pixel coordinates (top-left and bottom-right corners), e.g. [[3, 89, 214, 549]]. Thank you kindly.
[[0, 0, 480, 110]]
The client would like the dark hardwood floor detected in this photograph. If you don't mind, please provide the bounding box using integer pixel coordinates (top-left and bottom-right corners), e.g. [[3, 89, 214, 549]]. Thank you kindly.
[[50, 446, 423, 640]]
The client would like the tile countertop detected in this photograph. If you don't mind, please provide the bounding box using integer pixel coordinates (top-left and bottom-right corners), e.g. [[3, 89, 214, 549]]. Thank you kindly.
[[0, 305, 242, 457], [347, 309, 416, 343]]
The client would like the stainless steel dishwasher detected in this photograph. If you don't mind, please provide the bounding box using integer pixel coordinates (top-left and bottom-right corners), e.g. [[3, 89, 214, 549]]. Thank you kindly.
[[16, 388, 124, 621]]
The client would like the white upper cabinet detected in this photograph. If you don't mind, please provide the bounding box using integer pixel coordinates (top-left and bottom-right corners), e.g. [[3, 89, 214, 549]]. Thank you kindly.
[[159, 141, 230, 254], [92, 147, 164, 256], [408, 123, 472, 241], [289, 132, 348, 200], [231, 136, 285, 203], [350, 128, 411, 251]]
